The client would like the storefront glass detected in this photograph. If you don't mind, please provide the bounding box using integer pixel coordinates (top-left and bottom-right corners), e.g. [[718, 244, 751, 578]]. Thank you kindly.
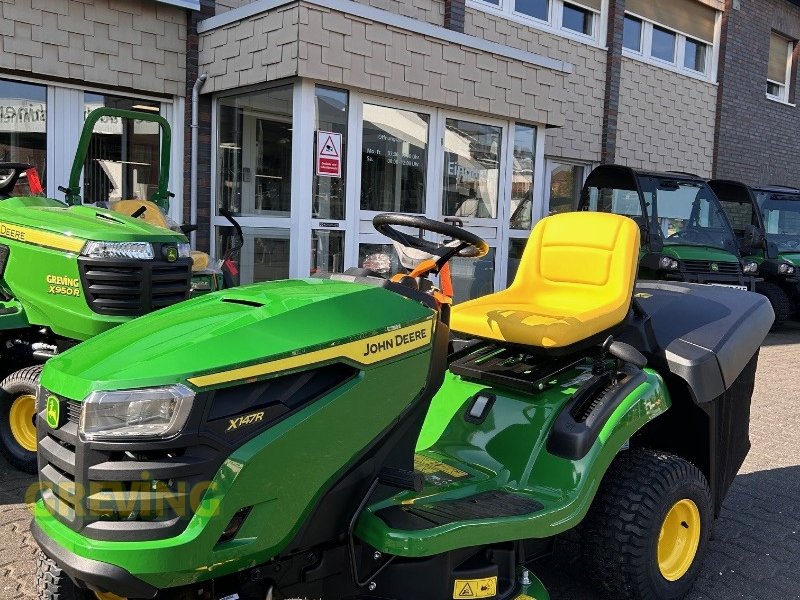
[[358, 242, 400, 275], [82, 93, 161, 204], [0, 78, 47, 193], [361, 103, 428, 214], [547, 161, 585, 215], [311, 229, 345, 275], [219, 226, 291, 284], [442, 119, 502, 219], [314, 87, 348, 220], [507, 238, 527, 286], [451, 249, 497, 304], [217, 86, 293, 217], [510, 124, 536, 229]]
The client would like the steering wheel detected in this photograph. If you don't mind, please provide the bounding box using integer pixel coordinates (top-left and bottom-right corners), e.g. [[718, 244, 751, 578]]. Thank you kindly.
[[373, 212, 489, 271]]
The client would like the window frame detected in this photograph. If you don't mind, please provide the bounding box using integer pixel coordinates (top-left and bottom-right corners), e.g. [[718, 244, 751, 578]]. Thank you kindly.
[[766, 35, 794, 104], [467, 0, 607, 47], [621, 10, 718, 83]]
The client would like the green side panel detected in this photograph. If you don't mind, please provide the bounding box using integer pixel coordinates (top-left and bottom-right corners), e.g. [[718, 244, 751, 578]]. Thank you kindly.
[[34, 347, 434, 589], [41, 279, 435, 399], [0, 299, 29, 330], [354, 365, 670, 557], [0, 236, 127, 340], [0, 198, 186, 243], [660, 244, 739, 263]]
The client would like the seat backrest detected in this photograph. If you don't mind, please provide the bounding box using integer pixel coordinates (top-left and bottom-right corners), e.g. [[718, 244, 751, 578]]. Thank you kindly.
[[111, 199, 170, 230], [511, 212, 640, 313]]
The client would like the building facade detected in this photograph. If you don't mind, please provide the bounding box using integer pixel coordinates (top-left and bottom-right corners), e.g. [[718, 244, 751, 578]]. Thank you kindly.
[[0, 0, 798, 301]]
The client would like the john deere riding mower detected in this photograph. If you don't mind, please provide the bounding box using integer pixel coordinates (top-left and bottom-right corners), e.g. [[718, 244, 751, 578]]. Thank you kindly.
[[580, 165, 758, 291], [709, 180, 800, 326], [32, 211, 771, 600], [0, 148, 194, 472], [62, 107, 242, 295]]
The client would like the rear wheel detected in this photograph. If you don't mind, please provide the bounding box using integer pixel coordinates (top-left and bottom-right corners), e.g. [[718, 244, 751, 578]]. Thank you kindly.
[[36, 551, 126, 600], [582, 449, 712, 600], [0, 365, 43, 473], [756, 281, 792, 328]]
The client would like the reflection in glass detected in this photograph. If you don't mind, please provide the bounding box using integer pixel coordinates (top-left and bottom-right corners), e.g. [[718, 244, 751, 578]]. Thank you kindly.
[[510, 124, 536, 230], [507, 238, 528, 287], [311, 229, 345, 275], [562, 2, 592, 35], [217, 86, 293, 217], [622, 15, 642, 52], [451, 249, 496, 304], [218, 226, 291, 284], [82, 93, 161, 204], [548, 162, 585, 215], [358, 243, 401, 275], [684, 38, 707, 73], [652, 25, 676, 63], [361, 104, 428, 214], [442, 119, 501, 219], [0, 78, 47, 194], [515, 0, 549, 21], [314, 87, 348, 220]]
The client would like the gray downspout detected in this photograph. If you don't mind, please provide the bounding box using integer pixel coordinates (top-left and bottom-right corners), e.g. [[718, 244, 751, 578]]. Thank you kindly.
[[190, 73, 208, 247]]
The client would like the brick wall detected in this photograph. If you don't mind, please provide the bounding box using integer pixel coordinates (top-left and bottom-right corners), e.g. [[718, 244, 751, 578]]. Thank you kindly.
[[616, 57, 717, 176], [715, 0, 800, 186], [0, 0, 186, 96], [199, 1, 569, 126], [463, 7, 605, 162]]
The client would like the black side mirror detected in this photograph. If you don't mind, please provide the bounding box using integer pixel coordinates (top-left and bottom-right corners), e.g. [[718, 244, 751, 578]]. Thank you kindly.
[[742, 224, 765, 252]]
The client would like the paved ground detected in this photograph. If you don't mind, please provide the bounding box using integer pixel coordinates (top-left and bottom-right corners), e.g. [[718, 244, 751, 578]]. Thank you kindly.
[[2, 330, 799, 599]]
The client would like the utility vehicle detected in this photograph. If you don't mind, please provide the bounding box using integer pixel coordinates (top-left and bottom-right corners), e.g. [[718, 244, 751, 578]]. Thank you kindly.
[[708, 180, 800, 325], [579, 165, 758, 291], [32, 211, 771, 600]]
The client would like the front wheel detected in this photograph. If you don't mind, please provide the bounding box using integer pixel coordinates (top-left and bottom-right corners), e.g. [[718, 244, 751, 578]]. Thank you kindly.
[[582, 449, 712, 600], [0, 365, 43, 473], [756, 281, 792, 328]]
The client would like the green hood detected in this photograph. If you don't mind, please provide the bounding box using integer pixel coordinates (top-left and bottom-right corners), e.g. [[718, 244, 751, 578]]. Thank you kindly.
[[41, 279, 435, 400], [0, 196, 185, 243], [779, 252, 800, 266], [661, 244, 739, 263]]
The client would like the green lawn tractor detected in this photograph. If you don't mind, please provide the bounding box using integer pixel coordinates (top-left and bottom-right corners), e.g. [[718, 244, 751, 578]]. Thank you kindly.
[[32, 211, 772, 600], [579, 165, 758, 292], [708, 180, 800, 326], [63, 107, 243, 295], [0, 156, 195, 474]]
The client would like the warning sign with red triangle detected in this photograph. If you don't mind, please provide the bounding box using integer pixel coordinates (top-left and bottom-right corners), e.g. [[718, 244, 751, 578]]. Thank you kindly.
[[316, 130, 342, 177]]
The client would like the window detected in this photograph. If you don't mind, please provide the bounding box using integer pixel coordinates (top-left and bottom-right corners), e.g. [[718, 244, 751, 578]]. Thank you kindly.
[[510, 124, 536, 230], [767, 32, 794, 102], [474, 0, 601, 41], [82, 93, 161, 205], [623, 0, 716, 79], [0, 78, 47, 194], [623, 15, 643, 52], [313, 87, 348, 220], [361, 104, 428, 214], [547, 161, 586, 215]]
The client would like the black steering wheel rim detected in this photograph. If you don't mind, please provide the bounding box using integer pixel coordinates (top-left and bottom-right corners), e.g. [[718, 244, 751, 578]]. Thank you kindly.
[[372, 213, 489, 259]]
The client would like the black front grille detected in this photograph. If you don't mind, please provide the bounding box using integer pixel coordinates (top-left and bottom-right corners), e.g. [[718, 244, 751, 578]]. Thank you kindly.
[[66, 399, 81, 424], [78, 249, 191, 317], [681, 259, 742, 275]]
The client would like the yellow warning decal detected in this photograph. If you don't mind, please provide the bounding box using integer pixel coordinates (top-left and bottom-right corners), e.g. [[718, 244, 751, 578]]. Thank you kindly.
[[188, 319, 435, 388], [415, 454, 469, 479], [634, 292, 652, 299], [453, 577, 497, 598], [0, 222, 85, 253]]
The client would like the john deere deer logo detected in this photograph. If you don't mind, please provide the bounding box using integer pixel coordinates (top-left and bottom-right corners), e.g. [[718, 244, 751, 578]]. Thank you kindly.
[[710, 263, 719, 272], [46, 395, 60, 429]]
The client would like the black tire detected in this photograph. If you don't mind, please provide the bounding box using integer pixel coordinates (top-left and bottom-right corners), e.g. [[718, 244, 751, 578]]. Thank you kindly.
[[756, 281, 792, 328], [582, 449, 712, 600], [0, 365, 43, 473], [36, 550, 93, 599]]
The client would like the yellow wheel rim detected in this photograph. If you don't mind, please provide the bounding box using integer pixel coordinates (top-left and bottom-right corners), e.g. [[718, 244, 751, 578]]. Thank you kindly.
[[658, 498, 701, 581], [95, 592, 127, 600], [9, 393, 37, 453]]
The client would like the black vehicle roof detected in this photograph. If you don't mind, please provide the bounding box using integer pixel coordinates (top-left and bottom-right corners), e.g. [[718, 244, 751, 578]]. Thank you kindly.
[[751, 184, 800, 195], [590, 164, 707, 184]]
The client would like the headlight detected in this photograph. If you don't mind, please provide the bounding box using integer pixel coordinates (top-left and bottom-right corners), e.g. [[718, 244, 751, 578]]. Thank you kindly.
[[779, 263, 795, 274], [80, 385, 194, 440], [83, 241, 154, 260], [743, 262, 759, 274], [659, 256, 679, 270], [177, 242, 191, 258]]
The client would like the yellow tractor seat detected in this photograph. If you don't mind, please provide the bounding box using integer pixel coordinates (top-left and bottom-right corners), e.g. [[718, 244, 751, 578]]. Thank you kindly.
[[111, 199, 171, 230], [451, 212, 640, 351]]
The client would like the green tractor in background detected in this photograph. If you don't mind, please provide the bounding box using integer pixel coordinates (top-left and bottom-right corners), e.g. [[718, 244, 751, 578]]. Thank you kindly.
[[32, 211, 772, 600], [579, 165, 758, 291], [709, 180, 800, 326], [0, 107, 227, 473]]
